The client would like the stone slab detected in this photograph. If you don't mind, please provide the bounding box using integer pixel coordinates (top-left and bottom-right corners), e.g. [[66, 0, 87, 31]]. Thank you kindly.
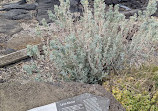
[[0, 44, 42, 67], [0, 9, 32, 20], [0, 3, 36, 11], [0, 17, 23, 36], [0, 81, 125, 111], [0, 48, 28, 67]]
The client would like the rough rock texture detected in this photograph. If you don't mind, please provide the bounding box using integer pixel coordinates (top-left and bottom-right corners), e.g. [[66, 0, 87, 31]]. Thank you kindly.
[[6, 34, 41, 50], [0, 3, 36, 11], [0, 48, 27, 67], [0, 17, 22, 36], [0, 48, 16, 55], [120, 0, 149, 9], [0, 81, 126, 111], [0, 0, 153, 23], [36, 0, 84, 23], [0, 9, 32, 20], [69, 0, 83, 13], [0, 1, 36, 20], [36, 0, 60, 24]]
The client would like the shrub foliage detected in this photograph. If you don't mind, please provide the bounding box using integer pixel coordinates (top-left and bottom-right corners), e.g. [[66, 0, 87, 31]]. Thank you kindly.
[[24, 0, 158, 84], [104, 66, 158, 111]]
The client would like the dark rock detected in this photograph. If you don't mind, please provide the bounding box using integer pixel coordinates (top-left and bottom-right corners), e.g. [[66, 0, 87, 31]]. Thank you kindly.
[[0, 1, 36, 21], [0, 3, 36, 11], [104, 0, 121, 5], [0, 17, 23, 36], [0, 81, 125, 111], [0, 0, 152, 24], [0, 79, 5, 83], [0, 9, 32, 20], [69, 0, 83, 13], [152, 1, 158, 17], [17, 0, 27, 5], [1, 0, 27, 6], [0, 48, 16, 55], [36, 0, 60, 24], [104, 0, 148, 9], [36, 0, 84, 24]]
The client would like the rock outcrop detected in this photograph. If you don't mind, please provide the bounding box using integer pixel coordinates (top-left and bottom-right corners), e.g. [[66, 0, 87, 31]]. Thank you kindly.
[[0, 2, 36, 20], [0, 0, 151, 23], [0, 17, 22, 36], [0, 81, 126, 111], [36, 0, 60, 24]]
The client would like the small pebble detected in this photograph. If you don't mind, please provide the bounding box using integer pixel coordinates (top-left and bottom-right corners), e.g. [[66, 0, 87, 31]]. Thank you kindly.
[[0, 78, 5, 83]]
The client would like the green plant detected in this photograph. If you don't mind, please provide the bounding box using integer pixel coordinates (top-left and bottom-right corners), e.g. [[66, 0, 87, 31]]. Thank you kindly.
[[112, 87, 158, 111], [104, 66, 158, 111], [48, 0, 127, 83], [24, 0, 158, 84]]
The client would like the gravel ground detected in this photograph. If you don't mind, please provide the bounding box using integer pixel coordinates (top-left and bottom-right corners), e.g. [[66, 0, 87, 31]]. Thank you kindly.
[[0, 59, 32, 83]]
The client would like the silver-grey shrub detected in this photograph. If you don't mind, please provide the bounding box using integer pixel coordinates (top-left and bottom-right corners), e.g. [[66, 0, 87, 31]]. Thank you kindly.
[[24, 0, 158, 83], [48, 0, 127, 83]]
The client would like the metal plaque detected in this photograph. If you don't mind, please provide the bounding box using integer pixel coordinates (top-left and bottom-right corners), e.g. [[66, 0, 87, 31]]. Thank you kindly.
[[28, 93, 110, 111]]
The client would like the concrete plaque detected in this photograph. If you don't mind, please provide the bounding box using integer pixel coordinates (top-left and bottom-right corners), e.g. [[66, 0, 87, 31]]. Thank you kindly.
[[28, 93, 110, 111]]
